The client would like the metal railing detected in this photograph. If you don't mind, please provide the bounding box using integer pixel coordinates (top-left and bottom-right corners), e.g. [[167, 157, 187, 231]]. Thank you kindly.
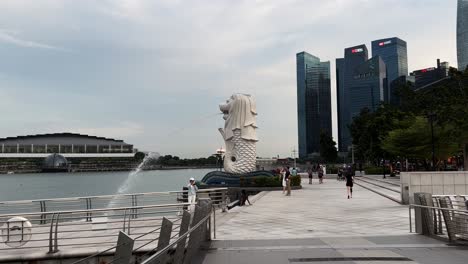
[[72, 198, 214, 264], [0, 203, 189, 258], [409, 193, 468, 244], [0, 188, 227, 222]]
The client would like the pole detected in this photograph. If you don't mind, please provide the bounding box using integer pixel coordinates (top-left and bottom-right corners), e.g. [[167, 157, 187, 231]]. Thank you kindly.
[[351, 145, 355, 164], [430, 115, 436, 171], [292, 148, 297, 168]]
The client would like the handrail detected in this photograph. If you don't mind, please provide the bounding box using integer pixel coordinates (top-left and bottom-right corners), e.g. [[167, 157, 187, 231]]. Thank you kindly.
[[409, 204, 468, 213], [0, 187, 228, 204], [0, 203, 190, 218], [141, 209, 211, 264]]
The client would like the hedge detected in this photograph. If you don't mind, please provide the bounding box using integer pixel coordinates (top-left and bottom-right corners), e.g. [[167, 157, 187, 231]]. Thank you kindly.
[[240, 175, 301, 187], [364, 166, 391, 175]]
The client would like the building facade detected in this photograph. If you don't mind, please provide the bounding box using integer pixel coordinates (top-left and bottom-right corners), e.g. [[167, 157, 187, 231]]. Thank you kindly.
[[335, 58, 345, 152], [412, 59, 450, 89], [296, 52, 332, 158], [371, 37, 408, 102], [336, 45, 368, 152], [349, 56, 387, 118], [458, 0, 468, 70], [0, 133, 135, 157]]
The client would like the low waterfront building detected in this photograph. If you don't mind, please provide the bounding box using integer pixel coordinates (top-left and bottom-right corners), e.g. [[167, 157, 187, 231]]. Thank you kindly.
[[0, 133, 135, 158]]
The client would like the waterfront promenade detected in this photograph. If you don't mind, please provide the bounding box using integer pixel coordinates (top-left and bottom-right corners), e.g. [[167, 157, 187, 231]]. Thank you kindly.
[[200, 178, 468, 264]]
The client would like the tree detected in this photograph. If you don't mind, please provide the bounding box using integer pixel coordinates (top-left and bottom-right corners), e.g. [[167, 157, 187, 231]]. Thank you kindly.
[[382, 116, 459, 163], [348, 104, 407, 164], [319, 131, 338, 162]]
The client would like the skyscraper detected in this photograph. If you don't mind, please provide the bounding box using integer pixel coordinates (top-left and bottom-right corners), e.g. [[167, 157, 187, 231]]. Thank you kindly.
[[337, 45, 368, 152], [371, 37, 408, 102], [296, 52, 332, 158], [349, 56, 387, 117], [458, 0, 468, 70], [335, 58, 345, 152]]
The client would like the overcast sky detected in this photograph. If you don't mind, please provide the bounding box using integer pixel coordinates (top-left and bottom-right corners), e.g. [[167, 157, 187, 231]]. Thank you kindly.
[[0, 0, 458, 158]]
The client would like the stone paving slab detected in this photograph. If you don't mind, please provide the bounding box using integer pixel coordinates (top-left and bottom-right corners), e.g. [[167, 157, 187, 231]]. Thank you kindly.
[[200, 178, 468, 263], [216, 179, 408, 240]]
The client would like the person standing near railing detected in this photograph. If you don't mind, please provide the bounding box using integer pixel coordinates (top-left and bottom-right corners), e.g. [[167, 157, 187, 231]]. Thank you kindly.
[[187, 177, 198, 212]]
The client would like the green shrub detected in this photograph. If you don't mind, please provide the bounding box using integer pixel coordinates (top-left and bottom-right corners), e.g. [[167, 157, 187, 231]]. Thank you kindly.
[[290, 175, 301, 186], [252, 176, 267, 187], [364, 166, 390, 175], [327, 165, 338, 174]]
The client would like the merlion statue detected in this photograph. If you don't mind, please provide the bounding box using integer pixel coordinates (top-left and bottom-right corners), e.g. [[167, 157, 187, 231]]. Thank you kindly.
[[218, 94, 258, 174]]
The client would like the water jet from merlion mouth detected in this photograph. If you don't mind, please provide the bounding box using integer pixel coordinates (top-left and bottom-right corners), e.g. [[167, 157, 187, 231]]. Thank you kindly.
[[107, 152, 160, 209]]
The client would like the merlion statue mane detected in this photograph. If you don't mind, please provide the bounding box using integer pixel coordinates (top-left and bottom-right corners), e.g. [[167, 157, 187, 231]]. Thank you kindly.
[[218, 94, 257, 174]]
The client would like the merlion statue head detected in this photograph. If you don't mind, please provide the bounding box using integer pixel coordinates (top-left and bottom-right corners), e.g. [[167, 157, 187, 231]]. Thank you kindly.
[[219, 94, 258, 142], [218, 94, 258, 174]]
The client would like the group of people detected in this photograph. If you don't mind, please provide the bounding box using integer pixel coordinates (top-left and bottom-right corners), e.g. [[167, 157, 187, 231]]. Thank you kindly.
[[306, 164, 325, 184]]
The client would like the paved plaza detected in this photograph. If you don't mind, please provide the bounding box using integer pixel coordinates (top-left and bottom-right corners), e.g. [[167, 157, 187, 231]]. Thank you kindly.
[[199, 178, 468, 264], [215, 178, 409, 239]]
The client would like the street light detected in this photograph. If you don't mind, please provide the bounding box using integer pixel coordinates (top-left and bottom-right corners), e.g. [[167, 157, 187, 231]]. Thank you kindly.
[[427, 112, 436, 171], [291, 147, 297, 168], [214, 147, 225, 171]]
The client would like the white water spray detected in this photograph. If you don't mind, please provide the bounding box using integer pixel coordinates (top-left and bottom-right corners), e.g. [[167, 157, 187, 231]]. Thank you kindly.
[[107, 152, 160, 209]]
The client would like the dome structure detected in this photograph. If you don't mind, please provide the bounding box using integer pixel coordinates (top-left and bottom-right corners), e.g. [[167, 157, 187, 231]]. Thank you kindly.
[[42, 154, 69, 172]]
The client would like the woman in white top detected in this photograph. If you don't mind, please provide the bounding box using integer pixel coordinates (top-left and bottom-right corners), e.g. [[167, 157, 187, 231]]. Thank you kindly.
[[281, 168, 287, 194]]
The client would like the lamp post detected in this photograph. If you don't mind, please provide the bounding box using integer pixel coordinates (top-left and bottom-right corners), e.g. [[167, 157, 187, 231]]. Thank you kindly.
[[427, 112, 436, 171], [215, 148, 225, 171], [291, 148, 297, 168]]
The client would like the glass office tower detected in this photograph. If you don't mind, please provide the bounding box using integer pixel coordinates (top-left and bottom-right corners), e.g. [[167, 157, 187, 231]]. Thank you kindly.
[[337, 45, 368, 152], [296, 52, 332, 158], [349, 56, 387, 118], [371, 37, 408, 102], [335, 58, 345, 152], [458, 0, 468, 70]]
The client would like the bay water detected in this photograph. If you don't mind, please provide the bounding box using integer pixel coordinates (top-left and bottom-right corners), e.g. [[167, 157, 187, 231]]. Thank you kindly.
[[0, 169, 213, 202]]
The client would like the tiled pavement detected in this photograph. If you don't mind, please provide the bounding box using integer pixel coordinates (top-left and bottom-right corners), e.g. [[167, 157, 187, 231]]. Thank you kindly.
[[215, 178, 409, 239], [198, 178, 468, 263]]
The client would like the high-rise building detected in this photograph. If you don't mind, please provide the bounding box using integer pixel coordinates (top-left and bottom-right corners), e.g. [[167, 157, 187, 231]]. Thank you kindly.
[[336, 45, 368, 152], [335, 58, 345, 152], [458, 0, 468, 70], [349, 56, 387, 118], [371, 37, 408, 102], [296, 52, 332, 158], [412, 59, 450, 89]]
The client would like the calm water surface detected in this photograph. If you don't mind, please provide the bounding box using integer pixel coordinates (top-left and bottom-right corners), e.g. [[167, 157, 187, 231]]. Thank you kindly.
[[0, 169, 213, 201]]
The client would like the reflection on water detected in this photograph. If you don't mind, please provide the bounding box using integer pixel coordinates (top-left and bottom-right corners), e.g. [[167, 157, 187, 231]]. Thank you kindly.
[[0, 169, 213, 201]]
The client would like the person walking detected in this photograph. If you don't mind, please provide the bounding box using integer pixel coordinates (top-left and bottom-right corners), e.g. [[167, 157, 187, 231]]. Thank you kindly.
[[281, 168, 287, 194], [318, 165, 324, 184], [187, 177, 198, 211], [285, 166, 291, 196], [308, 168, 313, 184], [345, 166, 354, 199], [240, 189, 251, 206]]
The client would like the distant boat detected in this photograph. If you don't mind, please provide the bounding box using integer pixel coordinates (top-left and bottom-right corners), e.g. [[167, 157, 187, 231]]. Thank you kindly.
[[7, 171, 14, 174]]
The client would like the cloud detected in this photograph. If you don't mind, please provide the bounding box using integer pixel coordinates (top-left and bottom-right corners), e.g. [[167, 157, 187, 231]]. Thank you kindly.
[[0, 29, 67, 51]]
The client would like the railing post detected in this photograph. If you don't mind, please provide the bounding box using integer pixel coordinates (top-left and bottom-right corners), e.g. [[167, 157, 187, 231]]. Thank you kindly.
[[48, 213, 56, 253], [40, 200, 47, 224], [147, 217, 174, 264], [414, 192, 433, 235], [183, 204, 204, 264], [213, 203, 217, 239], [221, 190, 227, 212], [173, 211, 191, 264], [86, 198, 92, 222], [114, 231, 134, 264], [131, 195, 138, 219], [53, 213, 60, 253]]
